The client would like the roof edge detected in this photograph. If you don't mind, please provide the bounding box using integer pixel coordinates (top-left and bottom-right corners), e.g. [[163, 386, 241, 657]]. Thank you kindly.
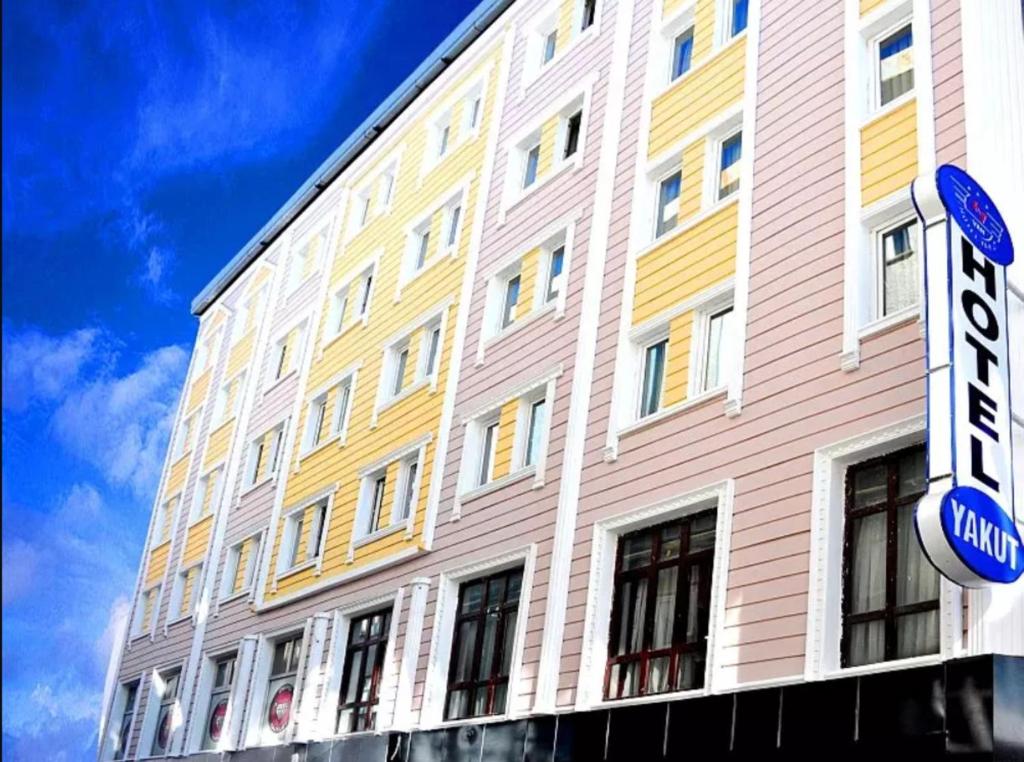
[[190, 0, 513, 316]]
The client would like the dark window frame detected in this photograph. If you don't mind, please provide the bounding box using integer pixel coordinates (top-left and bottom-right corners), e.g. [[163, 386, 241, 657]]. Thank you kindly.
[[604, 510, 716, 700], [337, 608, 392, 733], [840, 444, 939, 666], [444, 567, 524, 720]]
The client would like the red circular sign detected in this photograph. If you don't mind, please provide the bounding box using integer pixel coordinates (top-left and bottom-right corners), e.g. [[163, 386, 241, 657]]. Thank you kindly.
[[208, 698, 228, 743], [156, 709, 172, 750], [267, 684, 293, 734]]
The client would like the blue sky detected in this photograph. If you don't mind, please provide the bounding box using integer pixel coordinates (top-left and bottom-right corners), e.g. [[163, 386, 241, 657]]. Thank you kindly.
[[1, 1, 477, 758]]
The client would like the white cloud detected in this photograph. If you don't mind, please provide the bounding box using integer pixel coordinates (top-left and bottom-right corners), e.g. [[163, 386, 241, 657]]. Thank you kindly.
[[2, 326, 105, 411], [2, 538, 41, 605], [51, 345, 189, 498]]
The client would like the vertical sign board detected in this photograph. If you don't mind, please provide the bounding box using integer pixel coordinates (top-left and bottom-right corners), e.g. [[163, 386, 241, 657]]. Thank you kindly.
[[912, 165, 1022, 587]]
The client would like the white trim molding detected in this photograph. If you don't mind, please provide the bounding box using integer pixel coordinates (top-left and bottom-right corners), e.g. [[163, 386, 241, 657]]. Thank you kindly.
[[574, 479, 735, 709]]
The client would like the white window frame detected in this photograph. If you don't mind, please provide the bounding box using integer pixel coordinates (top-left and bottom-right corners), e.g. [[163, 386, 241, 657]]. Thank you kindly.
[[266, 318, 308, 390], [805, 416, 962, 681], [168, 561, 203, 624], [152, 499, 171, 545], [417, 319, 444, 383], [244, 421, 286, 491], [244, 626, 310, 747], [687, 292, 737, 397], [286, 225, 327, 295], [661, 7, 696, 88], [187, 650, 238, 754], [396, 179, 470, 298], [190, 465, 224, 524], [866, 11, 916, 116], [460, 81, 485, 141], [220, 532, 263, 602], [301, 391, 330, 454], [634, 326, 670, 421], [873, 215, 921, 321], [575, 480, 734, 707], [705, 123, 743, 206], [522, 6, 560, 85], [138, 665, 186, 758], [420, 69, 490, 179], [715, 0, 749, 48], [420, 545, 537, 725], [841, 191, 924, 371], [512, 387, 551, 474], [350, 436, 431, 553], [373, 301, 452, 423], [102, 677, 141, 761], [230, 284, 266, 346], [171, 411, 196, 461], [276, 491, 334, 581], [131, 583, 162, 640], [392, 453, 424, 526], [652, 162, 684, 241]]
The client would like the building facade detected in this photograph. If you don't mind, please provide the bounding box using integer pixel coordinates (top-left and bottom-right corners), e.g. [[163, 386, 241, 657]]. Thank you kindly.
[[99, 0, 1024, 759]]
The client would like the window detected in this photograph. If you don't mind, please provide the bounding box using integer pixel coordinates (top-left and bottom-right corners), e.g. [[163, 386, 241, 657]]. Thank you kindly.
[[563, 110, 582, 160], [728, 0, 748, 37], [192, 468, 223, 522], [366, 475, 388, 535], [337, 609, 392, 733], [378, 169, 396, 211], [356, 269, 374, 320], [605, 510, 717, 699], [246, 424, 284, 487], [282, 500, 328, 572], [414, 223, 431, 271], [463, 85, 483, 135], [501, 274, 521, 329], [212, 372, 244, 426], [307, 501, 328, 561], [264, 635, 303, 738], [639, 338, 668, 417], [224, 535, 260, 598], [153, 498, 174, 545], [523, 142, 541, 188], [579, 0, 597, 31], [478, 421, 499, 487], [357, 194, 372, 228], [332, 377, 354, 439], [718, 132, 741, 199], [543, 29, 558, 63], [671, 28, 694, 80], [842, 446, 938, 667], [305, 393, 328, 451], [271, 324, 306, 382], [878, 219, 918, 317], [523, 398, 548, 467], [699, 306, 735, 393], [173, 563, 202, 620], [656, 170, 682, 237], [112, 681, 138, 760], [433, 112, 452, 160], [135, 585, 160, 636], [149, 670, 181, 756], [396, 458, 420, 522], [877, 24, 913, 107], [445, 567, 523, 720], [287, 234, 322, 292], [172, 413, 194, 461], [445, 203, 462, 250], [201, 656, 235, 750], [420, 322, 442, 380], [545, 246, 565, 303], [329, 286, 350, 336], [392, 344, 410, 397]]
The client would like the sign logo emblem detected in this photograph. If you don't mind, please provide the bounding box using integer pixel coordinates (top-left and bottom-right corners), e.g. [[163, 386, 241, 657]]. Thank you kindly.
[[208, 698, 228, 743], [267, 684, 293, 734]]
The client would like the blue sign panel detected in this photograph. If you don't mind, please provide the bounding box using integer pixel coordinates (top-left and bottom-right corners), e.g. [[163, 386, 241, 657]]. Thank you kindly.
[[938, 486, 1023, 585], [935, 164, 1014, 265]]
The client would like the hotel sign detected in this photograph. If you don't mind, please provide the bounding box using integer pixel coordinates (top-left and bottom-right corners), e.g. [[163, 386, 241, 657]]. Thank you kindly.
[[912, 165, 1022, 587]]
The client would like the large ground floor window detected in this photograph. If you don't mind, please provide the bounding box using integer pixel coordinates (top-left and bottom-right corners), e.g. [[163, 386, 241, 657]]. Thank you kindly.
[[337, 608, 391, 733]]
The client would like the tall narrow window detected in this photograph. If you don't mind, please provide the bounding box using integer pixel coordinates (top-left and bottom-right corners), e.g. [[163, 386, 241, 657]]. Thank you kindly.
[[445, 567, 524, 720], [357, 272, 374, 319], [467, 95, 481, 131], [307, 395, 328, 449], [545, 246, 565, 303], [379, 171, 395, 210], [150, 670, 181, 757], [446, 205, 462, 248], [479, 422, 499, 486], [563, 111, 582, 160], [580, 0, 597, 31], [605, 510, 717, 699], [274, 335, 290, 381], [392, 346, 409, 397], [423, 325, 442, 378], [639, 339, 668, 418], [368, 476, 387, 534], [201, 655, 235, 750], [307, 502, 327, 561], [264, 635, 303, 738], [719, 132, 741, 199], [671, 28, 694, 80], [358, 194, 372, 228], [416, 228, 430, 270], [543, 30, 558, 63], [112, 681, 138, 760], [730, 0, 748, 37], [842, 446, 938, 667], [880, 220, 918, 316], [332, 380, 353, 438], [701, 306, 735, 392], [523, 143, 541, 188], [225, 536, 259, 597], [285, 512, 304, 570], [878, 24, 913, 106], [267, 426, 284, 477], [524, 398, 548, 467], [397, 461, 419, 522], [656, 170, 682, 237], [337, 609, 391, 733], [501, 275, 521, 328], [331, 287, 349, 335], [438, 122, 451, 157]]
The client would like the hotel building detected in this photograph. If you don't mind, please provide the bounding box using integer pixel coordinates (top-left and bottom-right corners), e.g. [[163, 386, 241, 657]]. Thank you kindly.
[[99, 0, 1024, 759]]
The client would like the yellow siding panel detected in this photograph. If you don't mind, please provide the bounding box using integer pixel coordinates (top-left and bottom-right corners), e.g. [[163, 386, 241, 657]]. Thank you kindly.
[[861, 99, 918, 206], [518, 248, 540, 316], [233, 539, 253, 592], [649, 37, 746, 158], [555, 0, 575, 53], [692, 0, 718, 61], [860, 0, 887, 16], [146, 541, 170, 586], [227, 332, 254, 378], [166, 455, 190, 497], [183, 514, 213, 566], [634, 203, 739, 325], [204, 420, 233, 469], [663, 312, 695, 407], [679, 139, 705, 221], [537, 113, 560, 180], [491, 400, 520, 479], [188, 369, 211, 411]]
